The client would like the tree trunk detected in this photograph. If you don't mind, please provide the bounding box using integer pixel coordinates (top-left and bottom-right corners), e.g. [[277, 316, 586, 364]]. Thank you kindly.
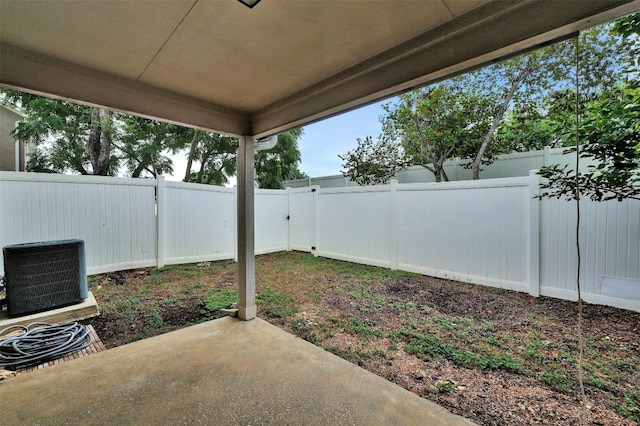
[[184, 129, 200, 181], [470, 69, 531, 179], [132, 163, 146, 178], [196, 149, 212, 183], [440, 163, 449, 182], [88, 108, 112, 175]]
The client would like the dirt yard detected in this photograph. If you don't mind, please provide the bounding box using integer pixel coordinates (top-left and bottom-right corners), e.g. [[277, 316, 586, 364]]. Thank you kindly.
[[84, 252, 640, 425]]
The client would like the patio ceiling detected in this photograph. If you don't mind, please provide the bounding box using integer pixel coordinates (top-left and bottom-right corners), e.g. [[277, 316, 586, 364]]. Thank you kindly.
[[1, 0, 638, 139]]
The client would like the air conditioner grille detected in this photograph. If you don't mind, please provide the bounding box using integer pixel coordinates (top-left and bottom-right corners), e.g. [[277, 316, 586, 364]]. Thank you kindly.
[[3, 240, 87, 317]]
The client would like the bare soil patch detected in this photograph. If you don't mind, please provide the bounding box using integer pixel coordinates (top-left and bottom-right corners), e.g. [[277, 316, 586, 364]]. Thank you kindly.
[[84, 252, 640, 425]]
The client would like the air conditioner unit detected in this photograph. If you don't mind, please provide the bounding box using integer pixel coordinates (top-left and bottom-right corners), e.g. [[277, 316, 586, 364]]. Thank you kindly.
[[3, 239, 88, 317]]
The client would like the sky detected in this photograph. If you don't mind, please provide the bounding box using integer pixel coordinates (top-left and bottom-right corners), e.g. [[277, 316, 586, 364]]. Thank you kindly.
[[296, 100, 389, 178], [167, 99, 390, 183]]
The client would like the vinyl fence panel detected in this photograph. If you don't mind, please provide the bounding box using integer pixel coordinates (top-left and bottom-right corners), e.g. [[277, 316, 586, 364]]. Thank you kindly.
[[0, 172, 157, 274], [540, 196, 640, 309], [316, 186, 391, 268], [395, 179, 530, 292], [163, 181, 236, 265]]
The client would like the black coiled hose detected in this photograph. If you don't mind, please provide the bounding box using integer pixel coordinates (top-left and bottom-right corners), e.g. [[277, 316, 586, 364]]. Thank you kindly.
[[0, 322, 93, 370]]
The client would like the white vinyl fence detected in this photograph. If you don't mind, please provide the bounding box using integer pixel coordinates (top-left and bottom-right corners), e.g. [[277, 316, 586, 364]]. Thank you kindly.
[[1, 171, 639, 312], [0, 173, 158, 274], [0, 172, 289, 274]]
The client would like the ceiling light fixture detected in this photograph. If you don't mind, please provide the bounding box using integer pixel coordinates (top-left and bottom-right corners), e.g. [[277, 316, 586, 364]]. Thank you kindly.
[[237, 0, 262, 9]]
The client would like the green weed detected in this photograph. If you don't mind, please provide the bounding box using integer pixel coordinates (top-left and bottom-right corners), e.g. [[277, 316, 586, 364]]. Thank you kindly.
[[401, 329, 521, 373], [203, 288, 237, 311], [143, 305, 164, 329], [290, 319, 321, 345], [257, 288, 298, 318], [613, 392, 640, 423], [540, 364, 570, 392], [434, 380, 454, 393], [344, 316, 380, 337]]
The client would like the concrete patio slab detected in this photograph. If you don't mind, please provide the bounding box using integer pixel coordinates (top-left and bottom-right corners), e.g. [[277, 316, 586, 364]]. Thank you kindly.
[[0, 317, 475, 425]]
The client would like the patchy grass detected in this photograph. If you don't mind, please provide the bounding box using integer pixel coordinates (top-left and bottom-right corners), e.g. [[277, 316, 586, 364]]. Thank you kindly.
[[203, 288, 237, 311], [257, 288, 298, 318], [85, 251, 640, 425]]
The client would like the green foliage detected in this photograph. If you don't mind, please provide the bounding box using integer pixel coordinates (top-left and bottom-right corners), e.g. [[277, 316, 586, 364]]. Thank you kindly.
[[613, 391, 640, 423], [400, 329, 521, 373], [0, 89, 305, 185], [397, 82, 494, 182], [2, 90, 97, 175], [343, 316, 380, 337], [340, 19, 633, 184], [339, 135, 405, 185], [203, 288, 237, 311], [434, 380, 454, 393], [613, 12, 640, 77], [117, 116, 192, 178], [1, 89, 197, 177], [524, 332, 549, 362], [539, 86, 640, 201], [183, 131, 238, 185], [540, 364, 570, 392], [495, 107, 559, 152], [182, 128, 306, 188], [255, 128, 307, 188], [290, 318, 321, 345], [539, 12, 640, 202], [143, 305, 164, 329]]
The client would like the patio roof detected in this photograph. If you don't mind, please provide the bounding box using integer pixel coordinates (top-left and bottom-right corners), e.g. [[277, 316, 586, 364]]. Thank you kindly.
[[1, 0, 638, 138]]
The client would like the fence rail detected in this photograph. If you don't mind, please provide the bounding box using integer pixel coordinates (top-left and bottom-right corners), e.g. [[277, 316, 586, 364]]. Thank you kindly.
[[1, 171, 638, 312]]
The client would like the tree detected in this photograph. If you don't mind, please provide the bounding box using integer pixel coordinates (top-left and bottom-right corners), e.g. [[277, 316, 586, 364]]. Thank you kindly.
[[538, 13, 640, 202], [255, 128, 307, 189], [117, 115, 191, 178], [372, 82, 491, 183], [494, 107, 558, 152], [340, 82, 494, 185], [339, 135, 405, 186], [1, 90, 203, 178], [539, 87, 640, 202], [1, 90, 120, 175], [183, 131, 238, 185], [1, 90, 191, 177], [88, 107, 114, 176], [182, 128, 306, 188], [468, 23, 631, 179]]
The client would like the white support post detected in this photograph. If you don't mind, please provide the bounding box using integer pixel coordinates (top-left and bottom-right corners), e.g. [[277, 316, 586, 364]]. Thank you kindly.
[[156, 176, 166, 268], [528, 170, 541, 297], [286, 187, 291, 252], [312, 185, 319, 256], [237, 136, 256, 320], [389, 179, 399, 270]]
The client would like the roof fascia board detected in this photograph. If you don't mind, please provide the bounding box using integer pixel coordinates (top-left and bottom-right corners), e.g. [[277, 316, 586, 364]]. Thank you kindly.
[[0, 104, 25, 118], [251, 0, 639, 138], [0, 43, 251, 136]]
